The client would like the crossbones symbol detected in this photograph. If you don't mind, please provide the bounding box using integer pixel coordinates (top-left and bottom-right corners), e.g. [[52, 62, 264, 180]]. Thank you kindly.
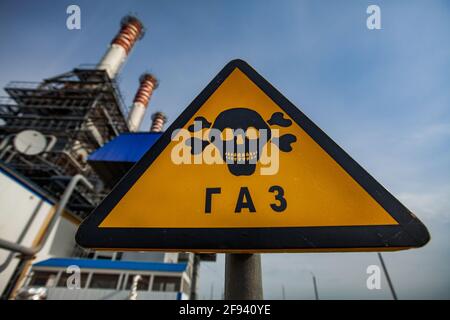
[[186, 108, 297, 176]]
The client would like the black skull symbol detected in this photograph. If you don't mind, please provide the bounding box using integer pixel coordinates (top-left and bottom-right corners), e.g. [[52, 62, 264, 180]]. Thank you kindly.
[[209, 108, 272, 176], [186, 109, 297, 176]]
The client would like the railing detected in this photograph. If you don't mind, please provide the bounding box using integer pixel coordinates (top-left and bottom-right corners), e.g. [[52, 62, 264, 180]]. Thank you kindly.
[[74, 65, 130, 118], [5, 81, 42, 90], [0, 97, 17, 105], [38, 287, 181, 300], [5, 70, 130, 124]]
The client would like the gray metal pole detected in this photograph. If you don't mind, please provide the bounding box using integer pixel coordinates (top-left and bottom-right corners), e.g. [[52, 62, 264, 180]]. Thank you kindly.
[[312, 274, 319, 300], [0, 200, 44, 273], [190, 254, 200, 300], [377, 253, 398, 300], [0, 174, 93, 257], [225, 254, 263, 300]]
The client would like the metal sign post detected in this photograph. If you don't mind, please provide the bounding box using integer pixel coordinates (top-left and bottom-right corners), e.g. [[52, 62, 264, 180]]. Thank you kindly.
[[225, 254, 263, 300]]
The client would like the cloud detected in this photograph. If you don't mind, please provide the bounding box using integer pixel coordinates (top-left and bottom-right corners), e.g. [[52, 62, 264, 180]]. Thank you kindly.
[[397, 187, 450, 222], [410, 123, 450, 146]]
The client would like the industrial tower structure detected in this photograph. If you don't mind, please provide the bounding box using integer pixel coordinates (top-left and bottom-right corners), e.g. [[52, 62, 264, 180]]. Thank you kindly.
[[0, 16, 210, 300], [0, 16, 145, 218]]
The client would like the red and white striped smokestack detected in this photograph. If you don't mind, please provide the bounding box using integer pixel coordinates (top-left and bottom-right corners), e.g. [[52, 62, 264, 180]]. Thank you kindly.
[[97, 15, 144, 79], [127, 73, 158, 132], [150, 112, 167, 132]]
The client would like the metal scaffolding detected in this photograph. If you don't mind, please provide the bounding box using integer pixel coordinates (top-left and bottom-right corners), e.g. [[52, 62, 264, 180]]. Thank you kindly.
[[0, 68, 130, 218]]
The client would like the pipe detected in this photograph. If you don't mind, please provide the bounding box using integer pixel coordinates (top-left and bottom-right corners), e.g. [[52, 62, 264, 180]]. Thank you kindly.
[[85, 119, 104, 146], [100, 107, 120, 136], [150, 112, 167, 132], [44, 135, 57, 152], [0, 174, 94, 257], [97, 16, 145, 79], [1, 258, 30, 299], [0, 201, 44, 273], [61, 150, 89, 172], [0, 145, 12, 160], [4, 150, 17, 163], [127, 73, 158, 132], [0, 134, 14, 151]]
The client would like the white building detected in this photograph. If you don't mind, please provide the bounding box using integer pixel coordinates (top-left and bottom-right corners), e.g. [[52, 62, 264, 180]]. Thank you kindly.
[[0, 164, 197, 300]]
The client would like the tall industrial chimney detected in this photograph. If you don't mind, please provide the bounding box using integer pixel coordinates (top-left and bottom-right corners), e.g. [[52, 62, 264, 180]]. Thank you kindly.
[[97, 15, 145, 79], [127, 73, 158, 132], [150, 112, 167, 132]]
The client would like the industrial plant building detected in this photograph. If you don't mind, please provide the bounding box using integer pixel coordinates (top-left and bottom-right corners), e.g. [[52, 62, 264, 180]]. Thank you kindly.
[[0, 15, 214, 300]]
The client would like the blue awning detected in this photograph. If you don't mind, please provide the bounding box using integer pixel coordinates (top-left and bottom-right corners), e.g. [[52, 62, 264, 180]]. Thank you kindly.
[[34, 258, 187, 273], [87, 132, 163, 187], [88, 132, 162, 163]]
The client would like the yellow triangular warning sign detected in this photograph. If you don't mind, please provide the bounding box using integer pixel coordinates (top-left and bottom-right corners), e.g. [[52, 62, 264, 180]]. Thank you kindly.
[[77, 59, 430, 252]]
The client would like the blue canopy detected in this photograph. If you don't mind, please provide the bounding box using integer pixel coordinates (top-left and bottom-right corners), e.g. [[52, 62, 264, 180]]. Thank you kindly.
[[34, 258, 187, 272], [88, 132, 162, 187], [89, 132, 162, 163]]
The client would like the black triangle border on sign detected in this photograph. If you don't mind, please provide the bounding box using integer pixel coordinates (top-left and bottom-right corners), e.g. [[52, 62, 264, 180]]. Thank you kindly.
[[76, 59, 430, 252]]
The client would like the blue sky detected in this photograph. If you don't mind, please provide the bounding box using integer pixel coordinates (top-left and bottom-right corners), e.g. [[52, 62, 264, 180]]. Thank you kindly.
[[0, 0, 449, 299]]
